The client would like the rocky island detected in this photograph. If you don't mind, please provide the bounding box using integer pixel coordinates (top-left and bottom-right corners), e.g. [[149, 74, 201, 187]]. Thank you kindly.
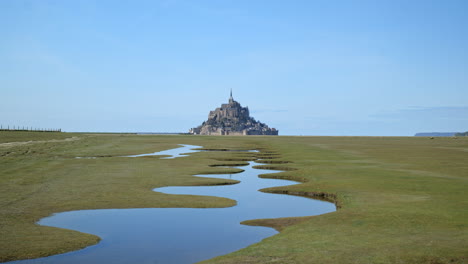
[[189, 91, 278, 135]]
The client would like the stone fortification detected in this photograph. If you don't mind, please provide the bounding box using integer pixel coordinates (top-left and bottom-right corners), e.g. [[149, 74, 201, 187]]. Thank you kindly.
[[189, 92, 278, 136]]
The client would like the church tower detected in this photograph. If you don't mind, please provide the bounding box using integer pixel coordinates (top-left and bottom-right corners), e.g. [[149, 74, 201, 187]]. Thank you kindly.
[[229, 89, 234, 103]]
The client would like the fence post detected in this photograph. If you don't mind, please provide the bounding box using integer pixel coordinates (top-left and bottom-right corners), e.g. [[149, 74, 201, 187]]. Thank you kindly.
[[0, 126, 62, 132]]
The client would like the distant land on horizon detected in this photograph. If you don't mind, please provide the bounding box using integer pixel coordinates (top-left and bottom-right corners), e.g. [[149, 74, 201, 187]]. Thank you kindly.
[[414, 132, 459, 137], [65, 131, 468, 137]]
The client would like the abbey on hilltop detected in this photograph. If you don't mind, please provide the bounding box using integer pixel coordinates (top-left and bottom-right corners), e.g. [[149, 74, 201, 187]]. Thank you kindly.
[[189, 91, 279, 136]]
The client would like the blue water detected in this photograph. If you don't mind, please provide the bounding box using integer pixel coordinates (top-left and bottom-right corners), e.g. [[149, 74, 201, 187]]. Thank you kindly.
[[125, 144, 202, 159], [9, 145, 336, 264]]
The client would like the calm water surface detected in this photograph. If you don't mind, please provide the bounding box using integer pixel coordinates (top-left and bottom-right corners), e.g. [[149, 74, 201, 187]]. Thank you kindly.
[[125, 144, 201, 158], [9, 145, 336, 264]]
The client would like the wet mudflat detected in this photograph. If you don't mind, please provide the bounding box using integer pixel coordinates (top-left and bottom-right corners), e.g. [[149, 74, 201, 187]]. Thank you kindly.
[[9, 145, 335, 264]]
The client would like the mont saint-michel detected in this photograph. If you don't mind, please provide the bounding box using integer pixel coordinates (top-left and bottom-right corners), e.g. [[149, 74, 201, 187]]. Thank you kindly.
[[189, 92, 278, 135]]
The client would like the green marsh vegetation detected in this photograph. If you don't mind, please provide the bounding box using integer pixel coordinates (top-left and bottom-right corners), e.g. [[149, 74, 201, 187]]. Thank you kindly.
[[0, 132, 467, 263]]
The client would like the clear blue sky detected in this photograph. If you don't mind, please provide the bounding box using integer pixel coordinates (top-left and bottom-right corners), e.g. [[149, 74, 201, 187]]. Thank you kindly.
[[1, 0, 467, 135]]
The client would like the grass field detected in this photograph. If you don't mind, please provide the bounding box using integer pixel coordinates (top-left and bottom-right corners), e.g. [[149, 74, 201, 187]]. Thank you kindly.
[[0, 132, 467, 263]]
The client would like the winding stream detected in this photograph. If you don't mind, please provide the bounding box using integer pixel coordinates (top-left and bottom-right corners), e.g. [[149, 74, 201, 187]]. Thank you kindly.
[[9, 145, 336, 264]]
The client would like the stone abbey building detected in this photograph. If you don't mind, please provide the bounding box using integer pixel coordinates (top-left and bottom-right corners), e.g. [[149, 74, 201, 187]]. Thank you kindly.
[[189, 91, 278, 136]]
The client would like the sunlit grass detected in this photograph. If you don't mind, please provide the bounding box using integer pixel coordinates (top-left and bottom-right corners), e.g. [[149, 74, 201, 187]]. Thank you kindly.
[[1, 132, 467, 263]]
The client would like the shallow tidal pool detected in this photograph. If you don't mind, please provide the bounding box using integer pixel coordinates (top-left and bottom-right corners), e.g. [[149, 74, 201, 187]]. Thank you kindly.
[[9, 145, 336, 264]]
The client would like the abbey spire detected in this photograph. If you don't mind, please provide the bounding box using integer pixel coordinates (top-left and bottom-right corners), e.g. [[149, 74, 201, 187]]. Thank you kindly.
[[229, 89, 234, 103]]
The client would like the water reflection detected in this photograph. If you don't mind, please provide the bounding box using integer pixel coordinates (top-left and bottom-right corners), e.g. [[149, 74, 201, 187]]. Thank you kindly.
[[9, 146, 336, 264], [125, 144, 202, 158]]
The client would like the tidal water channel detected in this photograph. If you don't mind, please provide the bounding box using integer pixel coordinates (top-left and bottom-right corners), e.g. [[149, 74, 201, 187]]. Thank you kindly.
[[10, 145, 336, 264]]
